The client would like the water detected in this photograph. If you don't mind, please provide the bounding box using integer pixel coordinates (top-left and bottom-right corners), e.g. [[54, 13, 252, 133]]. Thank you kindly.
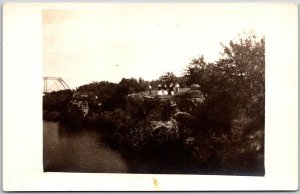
[[43, 121, 191, 174], [43, 121, 128, 173]]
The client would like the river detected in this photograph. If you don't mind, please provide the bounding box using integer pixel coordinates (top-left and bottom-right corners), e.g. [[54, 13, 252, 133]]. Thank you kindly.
[[43, 121, 195, 174]]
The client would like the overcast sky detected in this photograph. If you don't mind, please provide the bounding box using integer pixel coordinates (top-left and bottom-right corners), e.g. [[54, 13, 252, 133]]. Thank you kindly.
[[43, 3, 265, 89]]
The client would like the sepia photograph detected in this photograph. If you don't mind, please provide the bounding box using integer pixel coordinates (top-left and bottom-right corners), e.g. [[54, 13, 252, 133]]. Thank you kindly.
[[43, 7, 265, 176], [3, 2, 298, 191]]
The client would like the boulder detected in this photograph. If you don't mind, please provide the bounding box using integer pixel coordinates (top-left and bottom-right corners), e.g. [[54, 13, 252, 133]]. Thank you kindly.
[[126, 94, 180, 121], [173, 90, 205, 113], [151, 119, 180, 145], [190, 84, 200, 90], [63, 99, 89, 125], [174, 111, 194, 137], [174, 111, 193, 122], [119, 118, 180, 151], [67, 100, 89, 117]]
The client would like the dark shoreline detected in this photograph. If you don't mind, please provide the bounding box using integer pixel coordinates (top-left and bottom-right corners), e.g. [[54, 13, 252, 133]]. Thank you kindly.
[[43, 91, 264, 176]]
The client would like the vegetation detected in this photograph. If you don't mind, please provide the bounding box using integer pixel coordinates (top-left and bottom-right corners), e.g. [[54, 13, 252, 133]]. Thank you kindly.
[[43, 31, 264, 175], [184, 31, 265, 174], [43, 89, 73, 111], [186, 32, 264, 134]]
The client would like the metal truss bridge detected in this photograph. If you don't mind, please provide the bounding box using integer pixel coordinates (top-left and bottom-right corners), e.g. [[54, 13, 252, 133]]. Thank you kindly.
[[43, 77, 71, 94]]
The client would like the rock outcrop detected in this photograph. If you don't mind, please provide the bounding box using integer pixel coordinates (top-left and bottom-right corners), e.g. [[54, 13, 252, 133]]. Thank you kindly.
[[62, 99, 89, 125], [110, 93, 205, 151], [126, 94, 180, 120], [115, 118, 180, 151], [46, 90, 205, 152]]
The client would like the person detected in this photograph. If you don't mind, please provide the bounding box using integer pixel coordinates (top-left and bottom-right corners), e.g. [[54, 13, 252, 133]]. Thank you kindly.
[[174, 83, 180, 94], [163, 84, 168, 95], [170, 83, 174, 95], [148, 85, 152, 95], [157, 84, 162, 95], [168, 83, 172, 95]]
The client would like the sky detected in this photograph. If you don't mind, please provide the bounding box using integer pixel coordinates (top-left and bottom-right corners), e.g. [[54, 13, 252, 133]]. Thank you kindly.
[[43, 3, 265, 90]]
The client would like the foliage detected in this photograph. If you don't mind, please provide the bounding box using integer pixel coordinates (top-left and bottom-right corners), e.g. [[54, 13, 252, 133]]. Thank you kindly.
[[184, 55, 207, 87], [43, 31, 265, 175], [184, 31, 265, 174], [75, 78, 149, 110], [185, 31, 265, 134], [124, 118, 180, 151], [118, 78, 148, 94], [112, 78, 148, 108], [158, 72, 177, 85], [48, 89, 73, 95], [77, 81, 117, 101], [146, 72, 187, 89], [176, 76, 188, 88], [43, 91, 72, 111]]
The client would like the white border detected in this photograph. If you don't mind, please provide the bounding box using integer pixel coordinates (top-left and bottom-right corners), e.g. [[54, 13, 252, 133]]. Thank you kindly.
[[3, 3, 298, 191]]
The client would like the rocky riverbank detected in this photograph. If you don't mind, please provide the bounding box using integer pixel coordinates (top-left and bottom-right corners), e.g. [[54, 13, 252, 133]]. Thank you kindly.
[[43, 90, 264, 175], [43, 90, 205, 156], [45, 90, 203, 147]]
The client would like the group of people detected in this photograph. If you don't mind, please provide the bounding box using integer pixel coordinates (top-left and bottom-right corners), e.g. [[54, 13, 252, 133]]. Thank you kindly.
[[148, 83, 180, 96]]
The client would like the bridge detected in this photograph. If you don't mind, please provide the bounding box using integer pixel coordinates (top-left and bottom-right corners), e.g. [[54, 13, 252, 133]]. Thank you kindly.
[[43, 77, 71, 94]]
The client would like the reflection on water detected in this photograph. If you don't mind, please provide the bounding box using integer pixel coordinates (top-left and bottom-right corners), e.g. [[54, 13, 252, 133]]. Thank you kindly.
[[44, 121, 195, 174], [43, 121, 128, 173]]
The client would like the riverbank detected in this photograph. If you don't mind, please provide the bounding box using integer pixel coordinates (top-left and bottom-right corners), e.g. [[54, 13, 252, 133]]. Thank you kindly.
[[43, 89, 264, 176], [44, 120, 208, 174], [44, 90, 204, 148]]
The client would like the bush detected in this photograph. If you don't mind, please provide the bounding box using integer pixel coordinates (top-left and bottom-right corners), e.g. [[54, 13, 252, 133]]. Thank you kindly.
[[43, 92, 72, 111]]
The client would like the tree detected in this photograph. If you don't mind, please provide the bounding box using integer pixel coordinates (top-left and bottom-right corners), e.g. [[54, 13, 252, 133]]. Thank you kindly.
[[220, 32, 265, 99], [176, 76, 188, 88], [138, 77, 149, 92], [118, 77, 148, 94], [184, 55, 207, 87], [158, 72, 177, 85], [186, 31, 265, 107], [189, 31, 265, 134]]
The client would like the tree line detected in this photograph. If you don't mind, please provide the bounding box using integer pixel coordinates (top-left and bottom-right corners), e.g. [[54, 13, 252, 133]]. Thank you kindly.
[[74, 31, 264, 123], [50, 31, 264, 134], [47, 31, 264, 135], [44, 31, 265, 173]]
